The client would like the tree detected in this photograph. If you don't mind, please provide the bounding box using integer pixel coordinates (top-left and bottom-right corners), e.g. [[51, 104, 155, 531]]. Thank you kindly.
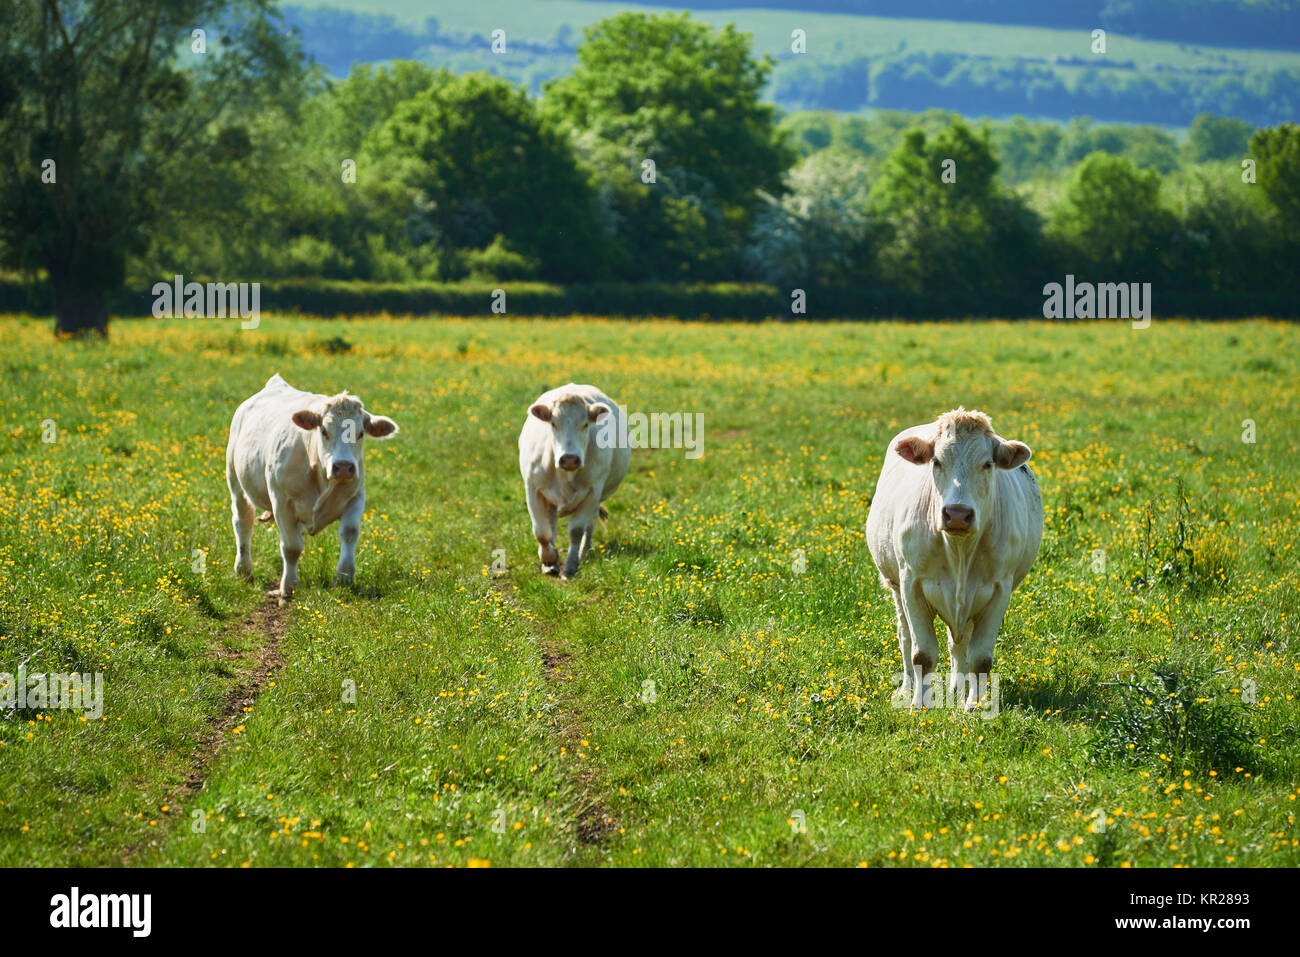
[[318, 61, 450, 155], [745, 147, 875, 288], [778, 111, 836, 157], [1185, 113, 1255, 163], [868, 119, 1040, 297], [544, 12, 794, 279], [1250, 123, 1300, 233], [1171, 169, 1279, 295], [991, 116, 1062, 183], [0, 0, 307, 335], [369, 72, 606, 281], [1050, 152, 1177, 277]]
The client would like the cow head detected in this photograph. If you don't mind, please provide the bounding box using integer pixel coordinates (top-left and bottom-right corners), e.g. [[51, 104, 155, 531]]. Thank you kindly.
[[894, 408, 1031, 537], [292, 392, 399, 483], [530, 391, 610, 472]]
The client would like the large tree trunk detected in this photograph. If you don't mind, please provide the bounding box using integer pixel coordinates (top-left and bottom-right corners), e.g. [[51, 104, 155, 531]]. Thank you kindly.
[[52, 281, 109, 337]]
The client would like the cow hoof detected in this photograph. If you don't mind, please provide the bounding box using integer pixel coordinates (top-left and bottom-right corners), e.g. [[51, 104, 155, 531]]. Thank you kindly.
[[562, 564, 580, 580], [541, 563, 559, 576]]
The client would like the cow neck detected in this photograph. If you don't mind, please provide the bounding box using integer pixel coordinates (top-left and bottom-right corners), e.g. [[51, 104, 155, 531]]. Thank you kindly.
[[304, 434, 347, 527], [941, 529, 982, 623], [933, 479, 987, 626]]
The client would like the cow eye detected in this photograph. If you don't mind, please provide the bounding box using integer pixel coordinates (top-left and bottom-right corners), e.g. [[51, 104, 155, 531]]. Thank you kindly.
[[983, 461, 993, 470], [321, 429, 330, 440], [932, 459, 942, 470]]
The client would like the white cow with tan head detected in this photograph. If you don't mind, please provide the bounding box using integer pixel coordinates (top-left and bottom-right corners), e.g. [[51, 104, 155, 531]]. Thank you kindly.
[[519, 383, 630, 579], [226, 374, 399, 602], [866, 408, 1042, 710]]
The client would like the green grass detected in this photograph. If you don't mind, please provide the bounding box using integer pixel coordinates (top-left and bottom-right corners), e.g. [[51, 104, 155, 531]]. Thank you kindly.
[[1, 314, 1297, 867]]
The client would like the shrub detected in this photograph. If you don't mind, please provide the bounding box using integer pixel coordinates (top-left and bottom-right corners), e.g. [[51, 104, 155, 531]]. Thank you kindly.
[[1089, 660, 1258, 773], [463, 235, 540, 282]]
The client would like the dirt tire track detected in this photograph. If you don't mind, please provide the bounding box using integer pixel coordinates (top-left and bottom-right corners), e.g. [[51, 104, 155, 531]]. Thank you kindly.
[[537, 641, 618, 846], [491, 574, 619, 848], [180, 591, 288, 797], [120, 587, 288, 864]]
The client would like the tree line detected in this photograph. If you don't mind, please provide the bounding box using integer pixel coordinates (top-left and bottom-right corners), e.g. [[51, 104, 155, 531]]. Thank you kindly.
[[773, 50, 1300, 128], [1, 4, 1297, 333]]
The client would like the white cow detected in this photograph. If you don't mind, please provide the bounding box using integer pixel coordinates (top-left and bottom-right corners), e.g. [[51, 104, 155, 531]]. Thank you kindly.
[[519, 383, 631, 579], [865, 408, 1042, 710], [226, 374, 399, 602]]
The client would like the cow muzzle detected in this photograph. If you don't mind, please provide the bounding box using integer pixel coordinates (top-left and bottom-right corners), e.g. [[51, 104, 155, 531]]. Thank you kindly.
[[558, 453, 582, 471], [331, 460, 357, 481], [941, 505, 975, 534]]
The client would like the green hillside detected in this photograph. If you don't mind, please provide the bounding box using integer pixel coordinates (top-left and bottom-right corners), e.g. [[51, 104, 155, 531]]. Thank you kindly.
[[285, 0, 1300, 125]]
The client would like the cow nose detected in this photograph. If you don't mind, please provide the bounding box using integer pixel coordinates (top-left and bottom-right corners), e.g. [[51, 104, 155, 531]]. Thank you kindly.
[[942, 505, 974, 531], [332, 461, 356, 479], [558, 453, 582, 471]]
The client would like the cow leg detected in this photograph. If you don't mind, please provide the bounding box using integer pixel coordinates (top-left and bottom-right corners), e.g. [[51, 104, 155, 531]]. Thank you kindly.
[[965, 583, 1012, 711], [230, 490, 255, 581], [578, 485, 605, 560], [899, 578, 939, 709], [270, 495, 303, 604], [562, 497, 601, 580], [527, 486, 559, 574], [947, 626, 970, 704], [335, 495, 365, 586], [890, 586, 913, 702]]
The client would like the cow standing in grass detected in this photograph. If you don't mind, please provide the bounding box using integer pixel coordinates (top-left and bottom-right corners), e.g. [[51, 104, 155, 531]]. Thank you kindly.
[[866, 409, 1042, 710], [519, 383, 630, 579], [226, 374, 400, 602]]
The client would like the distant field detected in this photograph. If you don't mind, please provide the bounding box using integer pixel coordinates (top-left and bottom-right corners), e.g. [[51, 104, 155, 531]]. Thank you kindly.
[[1, 315, 1297, 866], [290, 0, 1300, 72]]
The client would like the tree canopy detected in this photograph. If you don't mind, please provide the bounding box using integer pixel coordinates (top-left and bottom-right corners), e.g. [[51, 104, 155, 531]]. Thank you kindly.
[[0, 0, 309, 334]]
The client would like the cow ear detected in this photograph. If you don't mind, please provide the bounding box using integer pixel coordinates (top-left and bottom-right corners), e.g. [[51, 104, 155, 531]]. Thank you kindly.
[[530, 404, 552, 423], [588, 402, 610, 422], [895, 436, 934, 465], [364, 414, 399, 439], [995, 440, 1032, 470], [292, 409, 322, 431]]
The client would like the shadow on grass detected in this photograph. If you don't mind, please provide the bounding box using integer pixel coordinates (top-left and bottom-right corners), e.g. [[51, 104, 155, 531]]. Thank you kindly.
[[600, 538, 657, 559], [998, 672, 1104, 718]]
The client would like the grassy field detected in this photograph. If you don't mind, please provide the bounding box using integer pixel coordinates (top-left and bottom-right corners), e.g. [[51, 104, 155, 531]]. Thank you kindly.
[[1, 314, 1297, 867]]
